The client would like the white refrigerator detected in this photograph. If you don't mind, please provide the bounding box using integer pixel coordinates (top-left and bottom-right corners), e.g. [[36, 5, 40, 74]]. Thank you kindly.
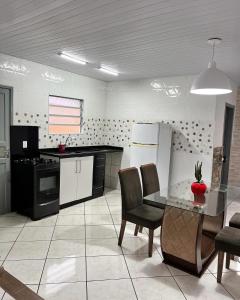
[[130, 123, 172, 197]]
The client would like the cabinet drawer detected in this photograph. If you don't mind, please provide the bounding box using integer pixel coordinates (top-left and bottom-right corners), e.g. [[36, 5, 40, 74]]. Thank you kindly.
[[93, 165, 105, 175], [93, 178, 104, 188], [93, 165, 105, 178], [92, 187, 104, 198], [94, 154, 106, 166]]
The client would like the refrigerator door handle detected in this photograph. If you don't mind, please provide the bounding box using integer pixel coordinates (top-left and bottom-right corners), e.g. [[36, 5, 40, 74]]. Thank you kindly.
[[131, 143, 158, 147]]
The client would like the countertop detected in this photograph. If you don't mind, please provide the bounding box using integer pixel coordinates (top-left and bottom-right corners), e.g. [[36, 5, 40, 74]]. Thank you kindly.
[[40, 145, 123, 158]]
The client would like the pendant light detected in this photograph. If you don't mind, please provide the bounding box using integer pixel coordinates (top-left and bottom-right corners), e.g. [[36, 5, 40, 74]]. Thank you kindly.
[[190, 38, 232, 95]]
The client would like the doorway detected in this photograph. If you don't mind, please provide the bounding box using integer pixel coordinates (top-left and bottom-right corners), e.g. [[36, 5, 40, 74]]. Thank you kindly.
[[221, 104, 235, 185], [0, 86, 12, 214]]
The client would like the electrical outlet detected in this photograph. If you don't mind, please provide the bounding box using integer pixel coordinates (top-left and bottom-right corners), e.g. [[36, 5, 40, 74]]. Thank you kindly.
[[23, 141, 28, 149]]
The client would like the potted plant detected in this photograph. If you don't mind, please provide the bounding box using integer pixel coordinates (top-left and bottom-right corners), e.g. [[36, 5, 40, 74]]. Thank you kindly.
[[191, 161, 207, 195], [58, 143, 66, 153]]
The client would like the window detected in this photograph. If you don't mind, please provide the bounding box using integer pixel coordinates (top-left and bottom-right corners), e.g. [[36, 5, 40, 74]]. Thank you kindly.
[[48, 95, 83, 134]]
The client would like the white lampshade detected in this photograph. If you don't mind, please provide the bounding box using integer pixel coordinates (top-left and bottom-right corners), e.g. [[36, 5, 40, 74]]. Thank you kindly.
[[190, 61, 232, 95]]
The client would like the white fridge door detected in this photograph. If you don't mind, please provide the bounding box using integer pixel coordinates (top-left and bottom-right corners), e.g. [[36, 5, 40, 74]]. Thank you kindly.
[[132, 123, 159, 145], [130, 144, 158, 168]]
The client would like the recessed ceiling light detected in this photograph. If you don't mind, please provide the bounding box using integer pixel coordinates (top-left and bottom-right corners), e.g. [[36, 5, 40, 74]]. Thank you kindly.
[[59, 52, 87, 65], [98, 66, 119, 76]]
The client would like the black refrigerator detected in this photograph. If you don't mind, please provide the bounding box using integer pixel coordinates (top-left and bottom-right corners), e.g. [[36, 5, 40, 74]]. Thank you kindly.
[[10, 125, 39, 159]]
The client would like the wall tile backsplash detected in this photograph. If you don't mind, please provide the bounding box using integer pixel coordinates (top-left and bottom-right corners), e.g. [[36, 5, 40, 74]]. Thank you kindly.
[[103, 118, 213, 156], [14, 112, 214, 156], [14, 112, 214, 189], [14, 112, 103, 148]]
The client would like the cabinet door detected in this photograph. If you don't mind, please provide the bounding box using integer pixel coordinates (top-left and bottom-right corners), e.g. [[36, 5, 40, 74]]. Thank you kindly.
[[60, 158, 77, 205], [76, 156, 93, 200]]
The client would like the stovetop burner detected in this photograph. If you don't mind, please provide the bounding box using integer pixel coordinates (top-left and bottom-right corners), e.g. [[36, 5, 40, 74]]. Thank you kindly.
[[14, 157, 56, 166]]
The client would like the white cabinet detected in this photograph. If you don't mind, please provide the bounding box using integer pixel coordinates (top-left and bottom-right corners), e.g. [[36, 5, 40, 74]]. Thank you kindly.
[[76, 156, 94, 200], [60, 156, 93, 205], [60, 158, 77, 205]]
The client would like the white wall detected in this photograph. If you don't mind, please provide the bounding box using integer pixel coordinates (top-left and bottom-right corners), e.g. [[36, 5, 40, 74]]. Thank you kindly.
[[0, 53, 107, 148], [105, 76, 219, 184], [105, 76, 217, 121], [1, 52, 237, 187]]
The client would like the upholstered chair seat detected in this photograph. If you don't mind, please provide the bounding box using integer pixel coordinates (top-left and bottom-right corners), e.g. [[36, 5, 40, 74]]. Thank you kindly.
[[215, 226, 240, 283], [229, 213, 240, 229], [127, 204, 164, 229]]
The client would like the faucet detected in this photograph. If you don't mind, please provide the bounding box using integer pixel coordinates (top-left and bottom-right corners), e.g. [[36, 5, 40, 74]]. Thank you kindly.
[[65, 136, 71, 146]]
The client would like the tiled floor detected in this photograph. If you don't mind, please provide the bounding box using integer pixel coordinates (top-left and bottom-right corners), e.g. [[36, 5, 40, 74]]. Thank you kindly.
[[0, 189, 240, 299]]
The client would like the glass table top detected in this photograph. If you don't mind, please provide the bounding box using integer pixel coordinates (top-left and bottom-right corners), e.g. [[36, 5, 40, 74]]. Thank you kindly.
[[144, 179, 240, 216]]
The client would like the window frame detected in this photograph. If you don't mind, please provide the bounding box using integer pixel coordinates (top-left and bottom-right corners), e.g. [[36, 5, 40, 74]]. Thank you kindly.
[[48, 94, 84, 135]]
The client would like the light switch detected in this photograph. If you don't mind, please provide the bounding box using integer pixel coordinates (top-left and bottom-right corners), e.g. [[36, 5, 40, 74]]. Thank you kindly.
[[23, 141, 28, 149]]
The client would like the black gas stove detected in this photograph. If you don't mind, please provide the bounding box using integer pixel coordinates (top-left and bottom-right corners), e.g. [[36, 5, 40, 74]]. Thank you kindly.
[[10, 126, 60, 220], [12, 157, 60, 220]]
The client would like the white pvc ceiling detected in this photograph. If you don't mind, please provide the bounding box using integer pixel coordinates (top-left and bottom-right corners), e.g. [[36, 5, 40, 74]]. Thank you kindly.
[[0, 0, 240, 82]]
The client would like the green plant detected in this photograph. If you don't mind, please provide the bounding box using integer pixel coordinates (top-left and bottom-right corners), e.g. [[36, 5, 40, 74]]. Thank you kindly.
[[194, 161, 203, 183]]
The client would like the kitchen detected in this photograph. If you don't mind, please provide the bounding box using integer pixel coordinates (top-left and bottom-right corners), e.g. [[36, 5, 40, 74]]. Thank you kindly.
[[1, 1, 240, 299]]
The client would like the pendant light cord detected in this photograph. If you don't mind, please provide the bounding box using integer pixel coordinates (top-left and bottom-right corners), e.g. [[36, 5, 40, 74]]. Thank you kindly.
[[211, 41, 215, 63]]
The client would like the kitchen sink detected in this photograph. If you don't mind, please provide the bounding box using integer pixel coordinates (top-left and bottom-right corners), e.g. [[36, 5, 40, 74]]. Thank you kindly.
[[57, 146, 108, 155]]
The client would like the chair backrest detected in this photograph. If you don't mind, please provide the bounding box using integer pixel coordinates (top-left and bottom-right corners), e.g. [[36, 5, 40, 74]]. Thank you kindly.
[[0, 267, 44, 300], [140, 163, 160, 197], [118, 167, 143, 218]]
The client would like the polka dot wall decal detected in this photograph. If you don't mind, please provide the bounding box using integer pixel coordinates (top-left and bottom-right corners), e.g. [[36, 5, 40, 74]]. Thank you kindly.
[[13, 113, 213, 154]]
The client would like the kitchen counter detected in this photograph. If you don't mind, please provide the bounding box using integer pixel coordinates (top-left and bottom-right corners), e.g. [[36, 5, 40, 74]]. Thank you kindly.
[[40, 145, 123, 158]]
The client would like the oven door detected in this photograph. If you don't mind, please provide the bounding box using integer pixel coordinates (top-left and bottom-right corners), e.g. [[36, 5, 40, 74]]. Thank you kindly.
[[36, 167, 60, 205]]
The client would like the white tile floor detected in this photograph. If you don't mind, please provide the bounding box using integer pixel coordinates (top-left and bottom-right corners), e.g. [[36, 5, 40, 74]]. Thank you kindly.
[[0, 189, 240, 299]]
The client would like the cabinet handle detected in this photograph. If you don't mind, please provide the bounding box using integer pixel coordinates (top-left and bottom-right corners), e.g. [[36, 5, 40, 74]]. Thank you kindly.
[[78, 160, 81, 173]]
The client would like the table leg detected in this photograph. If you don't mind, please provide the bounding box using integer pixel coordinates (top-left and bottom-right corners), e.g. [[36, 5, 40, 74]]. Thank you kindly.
[[161, 206, 223, 276]]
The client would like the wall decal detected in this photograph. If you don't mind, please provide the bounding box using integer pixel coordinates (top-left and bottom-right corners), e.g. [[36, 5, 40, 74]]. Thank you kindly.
[[150, 80, 181, 98], [0, 61, 30, 76], [41, 71, 64, 83]]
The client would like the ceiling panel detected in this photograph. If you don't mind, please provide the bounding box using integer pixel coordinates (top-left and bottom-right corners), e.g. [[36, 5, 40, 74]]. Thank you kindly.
[[0, 0, 239, 82]]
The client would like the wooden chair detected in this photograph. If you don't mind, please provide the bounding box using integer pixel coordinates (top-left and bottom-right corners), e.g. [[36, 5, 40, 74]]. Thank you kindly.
[[136, 163, 165, 234], [118, 167, 164, 257], [0, 267, 44, 300], [215, 226, 240, 283]]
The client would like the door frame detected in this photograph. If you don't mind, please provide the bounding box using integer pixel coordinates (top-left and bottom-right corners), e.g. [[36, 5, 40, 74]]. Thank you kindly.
[[0, 85, 13, 213], [0, 85, 13, 124], [220, 103, 235, 185]]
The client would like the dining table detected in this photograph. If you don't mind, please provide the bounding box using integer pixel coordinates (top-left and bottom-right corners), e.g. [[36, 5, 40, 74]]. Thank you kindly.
[[144, 179, 240, 276]]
